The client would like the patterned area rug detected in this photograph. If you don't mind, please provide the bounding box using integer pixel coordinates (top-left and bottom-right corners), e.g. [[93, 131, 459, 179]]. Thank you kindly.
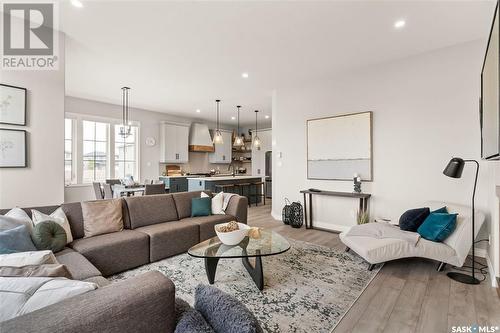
[[110, 239, 380, 333]]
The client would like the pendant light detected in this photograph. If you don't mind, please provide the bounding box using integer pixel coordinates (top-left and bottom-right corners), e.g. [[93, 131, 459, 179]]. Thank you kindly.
[[119, 87, 131, 138], [213, 99, 223, 144], [233, 105, 244, 147], [253, 110, 261, 148]]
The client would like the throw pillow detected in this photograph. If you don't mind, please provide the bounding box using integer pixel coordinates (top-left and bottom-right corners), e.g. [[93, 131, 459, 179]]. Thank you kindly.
[[399, 207, 430, 232], [0, 250, 57, 267], [204, 192, 225, 215], [81, 199, 124, 238], [0, 264, 72, 278], [417, 213, 458, 242], [192, 197, 212, 217], [0, 277, 97, 322], [31, 221, 67, 253], [0, 225, 37, 254], [195, 284, 263, 333], [175, 297, 215, 333], [32, 208, 73, 244], [0, 208, 33, 232], [432, 206, 448, 214]]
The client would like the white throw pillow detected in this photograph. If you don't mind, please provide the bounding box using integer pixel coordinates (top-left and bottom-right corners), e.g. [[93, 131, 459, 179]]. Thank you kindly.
[[201, 192, 225, 215], [32, 208, 73, 244], [0, 208, 33, 232], [0, 250, 57, 267], [0, 277, 97, 321]]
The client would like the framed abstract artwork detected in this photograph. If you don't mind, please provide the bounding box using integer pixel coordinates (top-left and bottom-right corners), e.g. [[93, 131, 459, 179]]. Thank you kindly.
[[0, 84, 27, 126], [0, 128, 27, 168], [307, 111, 373, 181]]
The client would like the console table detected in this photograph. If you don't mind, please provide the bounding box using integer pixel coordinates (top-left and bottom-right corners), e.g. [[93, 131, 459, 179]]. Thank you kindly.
[[299, 190, 371, 231]]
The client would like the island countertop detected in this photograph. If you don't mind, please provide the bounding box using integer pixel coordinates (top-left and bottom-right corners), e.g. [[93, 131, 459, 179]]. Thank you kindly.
[[187, 175, 261, 181]]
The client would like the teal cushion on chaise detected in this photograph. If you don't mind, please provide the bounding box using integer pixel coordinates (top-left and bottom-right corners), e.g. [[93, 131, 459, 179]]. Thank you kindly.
[[417, 212, 457, 242]]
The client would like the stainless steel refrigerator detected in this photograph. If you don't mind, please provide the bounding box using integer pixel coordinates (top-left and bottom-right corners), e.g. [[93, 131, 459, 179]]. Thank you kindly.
[[265, 151, 272, 198]]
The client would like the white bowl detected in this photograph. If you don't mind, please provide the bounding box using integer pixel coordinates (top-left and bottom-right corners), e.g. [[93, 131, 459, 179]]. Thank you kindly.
[[215, 222, 251, 245]]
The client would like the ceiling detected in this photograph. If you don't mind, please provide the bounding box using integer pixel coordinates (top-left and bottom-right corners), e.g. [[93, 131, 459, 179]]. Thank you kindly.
[[61, 0, 496, 126]]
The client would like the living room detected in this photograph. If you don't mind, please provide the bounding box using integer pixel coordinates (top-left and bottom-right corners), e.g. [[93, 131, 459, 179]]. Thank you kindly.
[[1, 1, 500, 332]]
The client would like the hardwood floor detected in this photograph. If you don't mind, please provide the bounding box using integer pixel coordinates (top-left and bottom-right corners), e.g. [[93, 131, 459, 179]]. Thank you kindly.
[[247, 202, 500, 333]]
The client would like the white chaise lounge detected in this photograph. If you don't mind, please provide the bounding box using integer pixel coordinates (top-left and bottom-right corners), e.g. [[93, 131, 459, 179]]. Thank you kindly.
[[339, 201, 485, 270]]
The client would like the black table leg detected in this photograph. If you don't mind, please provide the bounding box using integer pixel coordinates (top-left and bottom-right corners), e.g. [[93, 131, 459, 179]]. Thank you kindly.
[[242, 256, 264, 290], [204, 257, 220, 284], [303, 192, 308, 228], [309, 193, 313, 229]]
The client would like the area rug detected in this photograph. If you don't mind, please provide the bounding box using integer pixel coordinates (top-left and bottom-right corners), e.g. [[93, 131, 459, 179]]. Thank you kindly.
[[110, 239, 380, 333]]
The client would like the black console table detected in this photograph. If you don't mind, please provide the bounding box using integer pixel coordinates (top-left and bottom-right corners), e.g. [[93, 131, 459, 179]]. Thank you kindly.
[[299, 190, 371, 231]]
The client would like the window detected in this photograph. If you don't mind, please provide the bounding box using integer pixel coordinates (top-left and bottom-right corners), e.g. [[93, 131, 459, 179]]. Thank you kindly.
[[82, 120, 109, 183], [64, 118, 75, 185], [114, 125, 138, 180]]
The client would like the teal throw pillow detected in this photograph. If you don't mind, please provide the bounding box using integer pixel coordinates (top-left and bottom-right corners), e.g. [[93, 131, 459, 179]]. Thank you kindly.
[[417, 213, 457, 242], [32, 221, 67, 252], [0, 225, 37, 254], [432, 206, 448, 214], [192, 197, 212, 217]]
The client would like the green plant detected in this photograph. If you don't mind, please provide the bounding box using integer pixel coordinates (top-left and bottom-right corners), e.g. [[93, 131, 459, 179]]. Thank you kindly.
[[357, 210, 369, 225]]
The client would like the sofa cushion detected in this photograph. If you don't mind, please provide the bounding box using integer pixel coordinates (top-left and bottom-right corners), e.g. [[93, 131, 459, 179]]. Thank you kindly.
[[0, 225, 37, 254], [32, 208, 73, 244], [81, 199, 124, 238], [31, 221, 67, 253], [173, 191, 211, 219], [191, 197, 212, 217], [55, 247, 102, 280], [60, 202, 85, 240], [136, 221, 199, 262], [82, 276, 110, 287], [0, 206, 60, 220], [0, 208, 33, 232], [69, 230, 149, 276], [399, 207, 430, 232], [125, 194, 178, 229], [182, 215, 235, 241]]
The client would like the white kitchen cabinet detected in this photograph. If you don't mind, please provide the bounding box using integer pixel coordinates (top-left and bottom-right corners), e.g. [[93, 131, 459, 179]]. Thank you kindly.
[[209, 130, 232, 164], [160, 122, 190, 163]]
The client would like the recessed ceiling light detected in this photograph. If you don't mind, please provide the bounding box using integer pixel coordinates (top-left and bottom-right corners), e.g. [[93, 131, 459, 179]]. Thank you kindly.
[[71, 0, 83, 8], [196, 109, 201, 113], [394, 20, 406, 29], [231, 116, 236, 120], [265, 115, 270, 119], [241, 73, 249, 78]]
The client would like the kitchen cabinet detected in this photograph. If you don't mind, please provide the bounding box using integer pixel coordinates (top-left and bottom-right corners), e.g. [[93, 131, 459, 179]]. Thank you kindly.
[[159, 176, 188, 193], [209, 130, 232, 164], [160, 122, 189, 163]]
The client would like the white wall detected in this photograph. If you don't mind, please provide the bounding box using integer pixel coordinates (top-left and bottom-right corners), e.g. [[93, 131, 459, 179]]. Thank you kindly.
[[272, 41, 499, 271], [0, 33, 66, 209], [252, 128, 272, 179]]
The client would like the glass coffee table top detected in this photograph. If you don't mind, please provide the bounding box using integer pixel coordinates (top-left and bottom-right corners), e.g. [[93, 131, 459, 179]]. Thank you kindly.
[[188, 229, 290, 259]]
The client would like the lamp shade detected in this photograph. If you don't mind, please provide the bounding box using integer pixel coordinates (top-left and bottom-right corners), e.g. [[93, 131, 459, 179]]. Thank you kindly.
[[443, 157, 465, 178]]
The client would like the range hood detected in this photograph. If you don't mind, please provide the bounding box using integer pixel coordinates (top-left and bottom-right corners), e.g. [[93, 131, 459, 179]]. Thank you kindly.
[[189, 123, 215, 152]]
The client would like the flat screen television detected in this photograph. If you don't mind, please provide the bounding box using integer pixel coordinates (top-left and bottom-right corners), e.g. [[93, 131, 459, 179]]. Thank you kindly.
[[481, 1, 500, 160]]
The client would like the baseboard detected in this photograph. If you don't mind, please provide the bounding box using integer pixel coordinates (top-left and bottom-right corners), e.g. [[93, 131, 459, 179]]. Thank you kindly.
[[271, 212, 282, 221], [312, 221, 351, 233], [474, 247, 487, 259], [485, 251, 499, 288]]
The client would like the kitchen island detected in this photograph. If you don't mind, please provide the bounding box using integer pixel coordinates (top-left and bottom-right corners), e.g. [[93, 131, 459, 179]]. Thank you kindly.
[[188, 175, 263, 204]]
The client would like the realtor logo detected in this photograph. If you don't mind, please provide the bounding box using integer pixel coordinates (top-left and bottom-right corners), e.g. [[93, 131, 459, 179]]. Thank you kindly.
[[1, 1, 59, 70]]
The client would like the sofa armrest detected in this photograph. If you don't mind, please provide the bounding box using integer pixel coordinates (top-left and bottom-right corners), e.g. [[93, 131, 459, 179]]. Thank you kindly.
[[226, 195, 248, 224], [0, 271, 176, 333]]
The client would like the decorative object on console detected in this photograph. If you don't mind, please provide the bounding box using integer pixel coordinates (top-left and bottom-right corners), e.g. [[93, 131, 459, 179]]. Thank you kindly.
[[442, 157, 481, 284], [307, 111, 372, 180], [0, 128, 27, 168], [213, 99, 223, 145], [0, 84, 26, 126], [253, 110, 261, 148], [233, 105, 244, 147], [353, 174, 362, 193], [119, 86, 132, 138], [356, 210, 369, 225]]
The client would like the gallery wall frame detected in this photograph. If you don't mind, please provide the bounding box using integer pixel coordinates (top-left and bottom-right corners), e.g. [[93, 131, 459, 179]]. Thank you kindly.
[[0, 128, 27, 168], [0, 83, 27, 126]]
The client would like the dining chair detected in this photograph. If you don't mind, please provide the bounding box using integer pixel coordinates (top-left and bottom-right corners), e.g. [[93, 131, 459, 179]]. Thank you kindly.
[[103, 184, 114, 199], [144, 179, 153, 185], [92, 182, 104, 200], [144, 183, 166, 195]]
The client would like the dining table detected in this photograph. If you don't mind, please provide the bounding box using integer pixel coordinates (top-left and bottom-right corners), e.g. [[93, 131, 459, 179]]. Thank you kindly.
[[111, 184, 170, 198]]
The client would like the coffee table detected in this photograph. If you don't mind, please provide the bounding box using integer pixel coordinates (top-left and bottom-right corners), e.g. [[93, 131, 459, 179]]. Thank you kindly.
[[188, 230, 290, 290]]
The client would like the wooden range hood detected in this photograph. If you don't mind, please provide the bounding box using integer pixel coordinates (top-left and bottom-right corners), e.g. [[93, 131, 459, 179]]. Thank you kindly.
[[189, 123, 215, 152]]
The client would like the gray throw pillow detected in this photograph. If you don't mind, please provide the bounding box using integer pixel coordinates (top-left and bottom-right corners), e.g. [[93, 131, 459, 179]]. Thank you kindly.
[[175, 297, 214, 333], [31, 221, 67, 253], [194, 285, 263, 333], [0, 225, 37, 254]]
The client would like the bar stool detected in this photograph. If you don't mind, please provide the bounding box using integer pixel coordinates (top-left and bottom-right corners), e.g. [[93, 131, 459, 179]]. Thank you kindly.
[[234, 183, 252, 207], [214, 184, 236, 194], [249, 181, 266, 207]]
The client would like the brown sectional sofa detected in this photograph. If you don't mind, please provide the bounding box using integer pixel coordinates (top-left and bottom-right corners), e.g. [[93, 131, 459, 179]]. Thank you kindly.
[[0, 191, 248, 333]]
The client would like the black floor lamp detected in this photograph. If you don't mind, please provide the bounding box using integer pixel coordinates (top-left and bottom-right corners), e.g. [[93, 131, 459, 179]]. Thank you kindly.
[[442, 157, 480, 285]]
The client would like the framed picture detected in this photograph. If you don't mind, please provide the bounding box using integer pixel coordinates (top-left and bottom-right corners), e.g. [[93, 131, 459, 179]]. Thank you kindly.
[[0, 128, 27, 168], [0, 84, 27, 126], [307, 111, 373, 181]]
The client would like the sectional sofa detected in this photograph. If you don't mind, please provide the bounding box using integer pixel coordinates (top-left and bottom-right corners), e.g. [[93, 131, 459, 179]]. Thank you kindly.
[[0, 190, 248, 333]]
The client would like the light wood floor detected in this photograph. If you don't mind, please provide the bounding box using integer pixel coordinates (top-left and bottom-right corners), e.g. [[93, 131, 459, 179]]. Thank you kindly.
[[247, 202, 500, 333]]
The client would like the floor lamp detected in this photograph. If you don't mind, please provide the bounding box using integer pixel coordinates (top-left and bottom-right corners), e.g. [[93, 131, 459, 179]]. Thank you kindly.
[[442, 157, 480, 285]]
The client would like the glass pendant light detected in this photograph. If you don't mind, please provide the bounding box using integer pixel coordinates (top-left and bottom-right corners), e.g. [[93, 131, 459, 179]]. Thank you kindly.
[[119, 87, 131, 138], [213, 99, 224, 144], [233, 105, 244, 147], [253, 110, 261, 148]]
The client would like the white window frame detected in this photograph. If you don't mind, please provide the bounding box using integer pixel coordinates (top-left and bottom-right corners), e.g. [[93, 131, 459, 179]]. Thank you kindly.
[[65, 113, 141, 186]]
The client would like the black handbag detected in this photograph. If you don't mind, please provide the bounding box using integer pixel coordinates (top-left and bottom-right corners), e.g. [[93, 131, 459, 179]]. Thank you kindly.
[[282, 198, 304, 228]]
